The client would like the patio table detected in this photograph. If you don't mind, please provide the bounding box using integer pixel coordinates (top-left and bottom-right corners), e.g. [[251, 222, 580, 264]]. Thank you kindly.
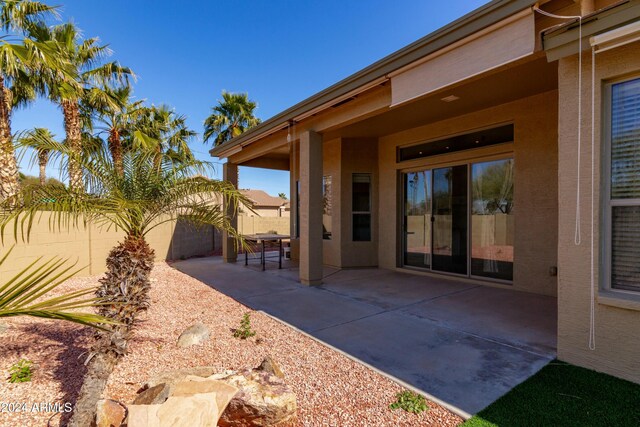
[[243, 234, 290, 271]]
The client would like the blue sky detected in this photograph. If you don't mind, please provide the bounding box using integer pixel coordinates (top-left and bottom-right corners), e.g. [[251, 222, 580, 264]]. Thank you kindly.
[[14, 0, 487, 197]]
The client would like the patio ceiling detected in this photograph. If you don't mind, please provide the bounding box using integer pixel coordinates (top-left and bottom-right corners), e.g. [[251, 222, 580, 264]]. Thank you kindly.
[[324, 54, 558, 140], [231, 53, 557, 170]]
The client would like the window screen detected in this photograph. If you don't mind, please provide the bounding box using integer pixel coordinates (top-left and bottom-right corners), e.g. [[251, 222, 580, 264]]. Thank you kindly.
[[608, 77, 640, 291]]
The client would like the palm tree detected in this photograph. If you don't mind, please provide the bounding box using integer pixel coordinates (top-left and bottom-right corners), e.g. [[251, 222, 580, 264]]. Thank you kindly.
[[87, 85, 142, 176], [0, 1, 62, 201], [1, 138, 248, 426], [17, 127, 54, 185], [203, 91, 261, 146], [133, 104, 196, 168], [33, 22, 132, 192], [0, 245, 114, 328]]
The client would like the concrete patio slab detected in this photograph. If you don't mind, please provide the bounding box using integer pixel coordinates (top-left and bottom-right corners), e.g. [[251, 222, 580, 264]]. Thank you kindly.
[[243, 287, 385, 333], [401, 286, 557, 355], [173, 256, 557, 416], [320, 270, 478, 310], [173, 257, 299, 300], [313, 309, 552, 414]]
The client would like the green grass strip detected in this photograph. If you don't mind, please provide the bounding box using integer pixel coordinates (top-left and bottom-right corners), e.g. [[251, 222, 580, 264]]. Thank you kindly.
[[463, 360, 640, 427]]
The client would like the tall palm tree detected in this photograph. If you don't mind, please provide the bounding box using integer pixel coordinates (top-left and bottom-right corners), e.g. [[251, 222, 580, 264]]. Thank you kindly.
[[34, 22, 132, 192], [87, 85, 142, 176], [133, 104, 196, 168], [0, 0, 62, 201], [203, 91, 261, 146], [1, 138, 249, 426], [17, 127, 54, 184]]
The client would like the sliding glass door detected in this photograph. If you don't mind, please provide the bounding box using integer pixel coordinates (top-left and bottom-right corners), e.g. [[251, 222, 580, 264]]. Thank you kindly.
[[470, 159, 514, 280], [402, 158, 514, 282], [432, 165, 468, 275], [404, 171, 432, 269]]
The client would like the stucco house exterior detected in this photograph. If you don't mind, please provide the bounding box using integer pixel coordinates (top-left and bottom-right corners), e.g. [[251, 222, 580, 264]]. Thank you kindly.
[[211, 0, 640, 384]]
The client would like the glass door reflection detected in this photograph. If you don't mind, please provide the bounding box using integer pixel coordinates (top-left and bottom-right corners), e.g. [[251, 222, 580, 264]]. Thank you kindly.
[[404, 171, 432, 268], [402, 158, 513, 282], [471, 159, 514, 280], [432, 165, 468, 275]]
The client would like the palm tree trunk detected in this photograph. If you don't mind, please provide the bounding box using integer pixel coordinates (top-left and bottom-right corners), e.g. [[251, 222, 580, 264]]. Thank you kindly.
[[0, 77, 19, 202], [62, 100, 83, 192], [67, 235, 155, 427], [38, 149, 49, 186], [108, 129, 123, 177], [66, 351, 119, 427]]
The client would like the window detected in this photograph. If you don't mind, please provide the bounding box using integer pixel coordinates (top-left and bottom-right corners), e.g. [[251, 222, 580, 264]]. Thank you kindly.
[[323, 176, 332, 239], [352, 173, 371, 241], [605, 77, 640, 292], [398, 124, 513, 162]]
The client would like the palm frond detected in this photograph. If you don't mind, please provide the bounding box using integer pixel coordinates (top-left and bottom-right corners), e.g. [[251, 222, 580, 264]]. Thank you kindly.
[[0, 245, 117, 329], [0, 0, 58, 33]]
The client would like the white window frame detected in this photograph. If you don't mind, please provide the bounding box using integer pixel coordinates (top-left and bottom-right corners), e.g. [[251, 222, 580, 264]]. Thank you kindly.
[[601, 74, 640, 298]]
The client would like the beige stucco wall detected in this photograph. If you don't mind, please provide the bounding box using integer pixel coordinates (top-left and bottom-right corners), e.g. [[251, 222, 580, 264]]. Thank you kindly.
[[288, 136, 379, 269], [237, 216, 290, 235], [340, 138, 379, 267], [378, 90, 559, 296], [322, 138, 342, 267], [557, 41, 640, 383], [0, 214, 217, 281]]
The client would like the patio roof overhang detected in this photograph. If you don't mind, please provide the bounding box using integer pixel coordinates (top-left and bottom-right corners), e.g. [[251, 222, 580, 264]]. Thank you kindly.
[[542, 0, 640, 61], [210, 0, 540, 161]]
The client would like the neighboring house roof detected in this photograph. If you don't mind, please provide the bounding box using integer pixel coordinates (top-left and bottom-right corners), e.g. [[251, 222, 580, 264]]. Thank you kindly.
[[240, 189, 287, 208], [210, 0, 537, 158]]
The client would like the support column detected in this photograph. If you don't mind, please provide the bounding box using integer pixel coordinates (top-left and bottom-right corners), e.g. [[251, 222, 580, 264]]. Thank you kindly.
[[223, 162, 238, 263], [299, 130, 323, 285]]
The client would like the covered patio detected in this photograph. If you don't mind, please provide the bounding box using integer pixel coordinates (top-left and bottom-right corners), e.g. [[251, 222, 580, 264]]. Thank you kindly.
[[174, 256, 556, 416]]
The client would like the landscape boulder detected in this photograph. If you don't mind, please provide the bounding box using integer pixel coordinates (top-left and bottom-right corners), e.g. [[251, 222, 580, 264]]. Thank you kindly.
[[136, 365, 296, 426], [218, 370, 297, 427], [133, 383, 171, 405], [176, 322, 210, 347], [129, 379, 238, 427], [95, 399, 126, 427], [144, 366, 220, 389]]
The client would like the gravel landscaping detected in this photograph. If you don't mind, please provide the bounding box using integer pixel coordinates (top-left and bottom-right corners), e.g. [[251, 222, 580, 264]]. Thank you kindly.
[[0, 261, 463, 426]]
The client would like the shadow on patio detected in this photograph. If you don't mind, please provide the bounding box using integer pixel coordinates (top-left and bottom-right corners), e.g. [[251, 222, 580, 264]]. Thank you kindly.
[[173, 255, 557, 417]]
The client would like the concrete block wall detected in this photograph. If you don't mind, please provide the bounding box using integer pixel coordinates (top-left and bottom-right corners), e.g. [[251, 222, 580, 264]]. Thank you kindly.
[[0, 213, 219, 280], [237, 215, 289, 235]]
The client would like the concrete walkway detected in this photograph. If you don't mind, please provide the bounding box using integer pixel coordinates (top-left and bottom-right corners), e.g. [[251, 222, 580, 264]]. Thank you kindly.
[[173, 256, 557, 416]]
